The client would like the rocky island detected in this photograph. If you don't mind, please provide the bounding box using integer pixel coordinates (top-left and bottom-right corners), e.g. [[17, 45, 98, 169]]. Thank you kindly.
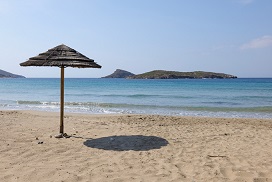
[[103, 69, 237, 79], [128, 70, 237, 79], [0, 69, 25, 78]]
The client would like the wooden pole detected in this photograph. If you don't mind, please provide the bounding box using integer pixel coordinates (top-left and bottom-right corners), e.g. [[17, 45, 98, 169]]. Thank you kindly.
[[60, 66, 65, 134]]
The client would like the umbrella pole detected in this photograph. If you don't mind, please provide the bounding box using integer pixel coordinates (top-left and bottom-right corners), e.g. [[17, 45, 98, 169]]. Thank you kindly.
[[60, 66, 65, 134]]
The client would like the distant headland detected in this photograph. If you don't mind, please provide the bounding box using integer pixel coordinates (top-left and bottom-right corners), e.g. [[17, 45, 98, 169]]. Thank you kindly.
[[0, 69, 25, 78], [103, 69, 237, 79]]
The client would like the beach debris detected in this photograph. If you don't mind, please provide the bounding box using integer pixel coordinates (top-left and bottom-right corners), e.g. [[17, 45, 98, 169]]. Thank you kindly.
[[208, 155, 227, 158], [63, 133, 71, 138], [35, 137, 39, 140], [54, 133, 71, 139], [55, 134, 63, 138], [38, 141, 43, 144]]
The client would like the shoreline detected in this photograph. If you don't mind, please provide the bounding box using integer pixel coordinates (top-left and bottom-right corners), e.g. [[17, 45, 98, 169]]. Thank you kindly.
[[2, 107, 272, 119], [1, 110, 272, 181]]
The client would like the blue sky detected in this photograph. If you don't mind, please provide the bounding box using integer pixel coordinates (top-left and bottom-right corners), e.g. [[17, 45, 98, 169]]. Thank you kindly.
[[1, 0, 272, 78]]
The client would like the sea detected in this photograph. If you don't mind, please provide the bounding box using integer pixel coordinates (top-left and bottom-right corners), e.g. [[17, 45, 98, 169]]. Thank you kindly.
[[0, 78, 272, 119]]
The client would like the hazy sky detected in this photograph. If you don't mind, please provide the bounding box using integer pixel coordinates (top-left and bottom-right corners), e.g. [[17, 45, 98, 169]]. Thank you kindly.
[[1, 0, 272, 78]]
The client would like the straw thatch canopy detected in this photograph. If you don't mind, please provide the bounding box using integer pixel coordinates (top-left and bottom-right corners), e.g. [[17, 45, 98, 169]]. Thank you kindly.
[[20, 44, 101, 68], [19, 44, 101, 137]]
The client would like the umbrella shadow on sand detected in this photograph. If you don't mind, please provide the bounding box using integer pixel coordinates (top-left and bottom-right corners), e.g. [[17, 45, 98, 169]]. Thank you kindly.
[[83, 135, 169, 151]]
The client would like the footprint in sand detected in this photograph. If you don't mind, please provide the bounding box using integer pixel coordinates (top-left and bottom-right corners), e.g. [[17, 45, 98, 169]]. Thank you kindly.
[[220, 168, 236, 180], [255, 171, 272, 182]]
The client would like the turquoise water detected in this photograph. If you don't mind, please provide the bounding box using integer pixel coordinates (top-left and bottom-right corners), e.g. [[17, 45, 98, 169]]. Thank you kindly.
[[0, 78, 272, 118]]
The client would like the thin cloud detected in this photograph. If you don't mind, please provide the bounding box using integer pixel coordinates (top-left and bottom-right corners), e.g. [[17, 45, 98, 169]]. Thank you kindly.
[[240, 36, 272, 50]]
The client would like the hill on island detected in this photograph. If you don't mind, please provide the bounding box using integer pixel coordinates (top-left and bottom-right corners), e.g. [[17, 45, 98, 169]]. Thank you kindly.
[[102, 69, 135, 78], [0, 69, 25, 78], [128, 70, 237, 79]]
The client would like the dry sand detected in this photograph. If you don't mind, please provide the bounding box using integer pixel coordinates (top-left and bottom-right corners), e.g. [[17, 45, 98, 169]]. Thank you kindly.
[[1, 110, 272, 182]]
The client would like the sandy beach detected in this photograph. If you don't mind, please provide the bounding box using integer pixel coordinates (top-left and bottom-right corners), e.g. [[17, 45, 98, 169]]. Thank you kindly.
[[1, 110, 272, 182]]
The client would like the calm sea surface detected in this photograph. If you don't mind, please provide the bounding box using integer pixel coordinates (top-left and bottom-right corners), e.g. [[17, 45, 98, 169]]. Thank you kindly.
[[0, 78, 272, 118]]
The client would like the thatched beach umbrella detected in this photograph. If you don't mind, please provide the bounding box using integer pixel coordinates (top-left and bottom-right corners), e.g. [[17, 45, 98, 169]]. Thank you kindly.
[[20, 44, 101, 138]]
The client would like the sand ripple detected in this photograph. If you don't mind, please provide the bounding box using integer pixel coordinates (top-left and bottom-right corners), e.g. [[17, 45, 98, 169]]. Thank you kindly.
[[1, 111, 272, 181]]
